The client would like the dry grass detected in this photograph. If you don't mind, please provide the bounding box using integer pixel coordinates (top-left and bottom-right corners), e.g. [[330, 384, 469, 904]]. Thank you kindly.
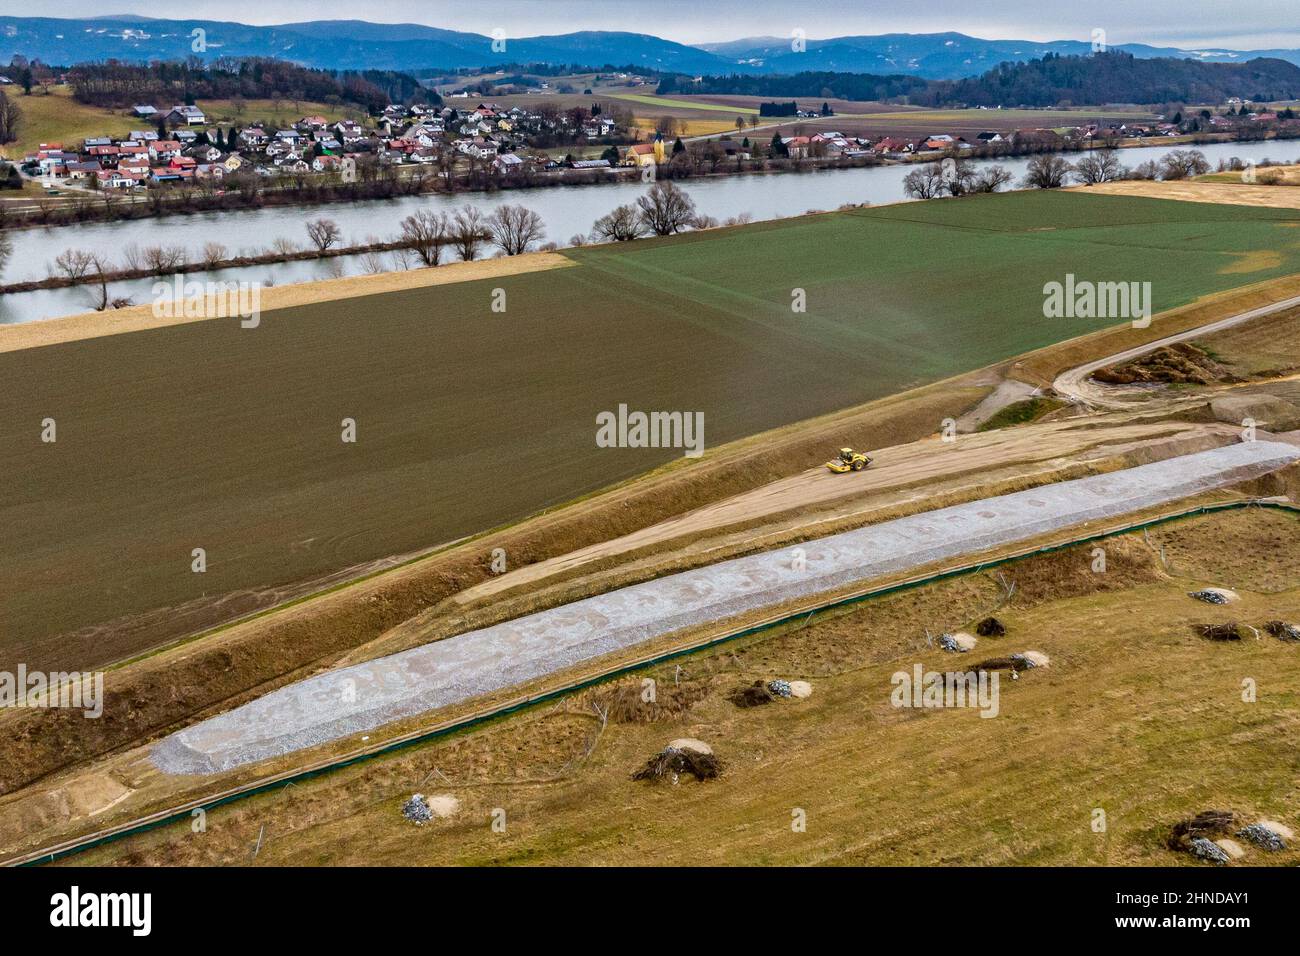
[[0, 86, 138, 160], [1195, 305, 1300, 377], [1015, 272, 1300, 386], [1075, 179, 1300, 209], [59, 509, 1300, 866]]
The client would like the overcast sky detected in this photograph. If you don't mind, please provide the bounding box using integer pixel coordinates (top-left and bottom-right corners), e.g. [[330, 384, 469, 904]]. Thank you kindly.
[[48, 1, 1300, 49]]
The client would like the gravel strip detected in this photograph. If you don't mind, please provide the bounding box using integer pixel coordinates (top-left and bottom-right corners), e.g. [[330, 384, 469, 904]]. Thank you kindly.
[[153, 441, 1299, 775]]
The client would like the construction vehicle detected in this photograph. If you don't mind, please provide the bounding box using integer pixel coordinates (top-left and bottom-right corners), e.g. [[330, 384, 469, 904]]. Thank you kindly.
[[825, 447, 872, 473]]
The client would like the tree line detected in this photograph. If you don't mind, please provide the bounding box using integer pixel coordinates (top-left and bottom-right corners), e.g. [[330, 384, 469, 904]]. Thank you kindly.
[[901, 148, 1217, 199], [68, 59, 439, 112], [659, 52, 1300, 107]]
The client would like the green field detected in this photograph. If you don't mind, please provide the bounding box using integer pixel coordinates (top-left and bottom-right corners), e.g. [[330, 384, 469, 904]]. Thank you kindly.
[[4, 190, 1300, 668], [609, 92, 759, 114]]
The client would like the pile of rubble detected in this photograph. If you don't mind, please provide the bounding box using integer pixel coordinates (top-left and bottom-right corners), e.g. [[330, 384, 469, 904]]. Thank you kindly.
[[401, 794, 434, 825], [767, 679, 792, 698], [1012, 651, 1049, 669], [1198, 621, 1243, 641], [1189, 589, 1231, 605], [938, 632, 977, 653], [1187, 837, 1232, 865], [1167, 809, 1236, 863], [1237, 822, 1287, 852], [633, 740, 721, 783]]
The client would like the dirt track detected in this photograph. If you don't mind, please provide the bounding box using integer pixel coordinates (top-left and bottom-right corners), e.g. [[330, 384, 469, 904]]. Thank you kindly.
[[456, 417, 1240, 604]]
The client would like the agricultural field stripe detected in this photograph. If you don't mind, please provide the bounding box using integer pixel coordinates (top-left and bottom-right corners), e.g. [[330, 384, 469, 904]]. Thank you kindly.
[[151, 440, 1299, 775], [0, 252, 576, 355]]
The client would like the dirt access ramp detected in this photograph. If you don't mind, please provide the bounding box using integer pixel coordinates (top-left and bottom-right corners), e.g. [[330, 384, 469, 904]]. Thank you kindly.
[[455, 418, 1240, 606], [151, 440, 1299, 775]]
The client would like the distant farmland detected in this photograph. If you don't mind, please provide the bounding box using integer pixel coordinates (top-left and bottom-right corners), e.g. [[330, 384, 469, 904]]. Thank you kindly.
[[4, 191, 1299, 668]]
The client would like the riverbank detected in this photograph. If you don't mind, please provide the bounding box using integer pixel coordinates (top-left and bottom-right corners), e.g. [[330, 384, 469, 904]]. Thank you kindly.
[[7, 129, 1289, 233], [0, 251, 574, 353], [0, 237, 427, 296], [4, 136, 1298, 326]]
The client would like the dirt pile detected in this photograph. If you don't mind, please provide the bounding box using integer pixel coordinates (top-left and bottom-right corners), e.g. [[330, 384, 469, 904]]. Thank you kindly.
[[971, 655, 1033, 674], [975, 617, 1006, 637], [1168, 809, 1235, 852], [633, 746, 721, 783], [1210, 394, 1300, 431], [1094, 343, 1238, 387], [1198, 622, 1243, 641], [730, 681, 776, 708]]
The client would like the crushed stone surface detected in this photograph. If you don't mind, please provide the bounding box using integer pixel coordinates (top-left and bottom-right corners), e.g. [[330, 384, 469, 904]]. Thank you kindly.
[[153, 441, 1300, 774]]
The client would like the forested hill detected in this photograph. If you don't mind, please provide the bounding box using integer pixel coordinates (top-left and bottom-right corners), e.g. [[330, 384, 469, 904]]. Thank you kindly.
[[656, 71, 930, 102], [659, 52, 1300, 106], [921, 52, 1300, 107]]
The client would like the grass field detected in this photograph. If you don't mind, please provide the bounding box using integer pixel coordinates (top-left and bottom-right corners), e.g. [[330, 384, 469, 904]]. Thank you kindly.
[[610, 92, 760, 114], [67, 509, 1300, 866], [0, 87, 361, 160], [4, 190, 1300, 670], [0, 87, 139, 159]]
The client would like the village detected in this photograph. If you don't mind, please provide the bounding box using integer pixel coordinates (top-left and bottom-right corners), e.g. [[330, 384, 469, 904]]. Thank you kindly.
[[17, 92, 1298, 195]]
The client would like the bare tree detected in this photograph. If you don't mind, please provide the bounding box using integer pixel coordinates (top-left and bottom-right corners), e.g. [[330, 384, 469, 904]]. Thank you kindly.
[[0, 90, 21, 146], [591, 203, 646, 242], [902, 164, 945, 199], [52, 249, 97, 282], [0, 226, 12, 276], [939, 157, 978, 197], [305, 218, 342, 252], [1159, 149, 1211, 180], [1072, 149, 1127, 185], [487, 204, 546, 256], [87, 254, 113, 311], [142, 245, 187, 274], [1129, 160, 1160, 181], [636, 182, 696, 236], [120, 242, 143, 272], [971, 165, 1014, 193], [451, 205, 487, 261], [201, 241, 228, 269], [400, 209, 450, 265], [271, 237, 300, 257], [1022, 154, 1072, 189]]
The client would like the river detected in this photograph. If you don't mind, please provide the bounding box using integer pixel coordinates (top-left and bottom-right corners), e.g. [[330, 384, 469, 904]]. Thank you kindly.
[[3, 138, 1296, 325]]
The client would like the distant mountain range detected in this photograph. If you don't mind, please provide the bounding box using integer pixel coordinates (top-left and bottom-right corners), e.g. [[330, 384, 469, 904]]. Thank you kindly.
[[3, 15, 1299, 80]]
